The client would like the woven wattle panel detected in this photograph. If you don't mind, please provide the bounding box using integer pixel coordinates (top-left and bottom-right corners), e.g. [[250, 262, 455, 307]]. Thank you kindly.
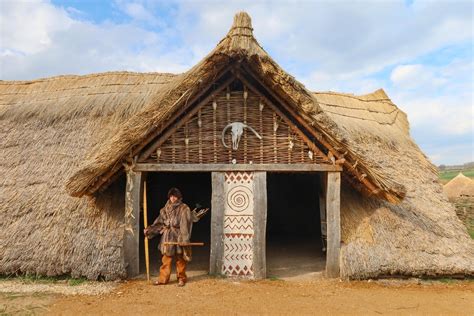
[[152, 87, 330, 165]]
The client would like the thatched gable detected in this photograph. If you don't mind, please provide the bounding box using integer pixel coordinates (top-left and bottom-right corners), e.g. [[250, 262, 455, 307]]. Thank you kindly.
[[1, 12, 473, 279], [64, 12, 405, 203]]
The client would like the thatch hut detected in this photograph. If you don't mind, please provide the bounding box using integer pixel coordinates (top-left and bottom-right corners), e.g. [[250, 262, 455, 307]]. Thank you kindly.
[[444, 173, 474, 200], [1, 12, 473, 280]]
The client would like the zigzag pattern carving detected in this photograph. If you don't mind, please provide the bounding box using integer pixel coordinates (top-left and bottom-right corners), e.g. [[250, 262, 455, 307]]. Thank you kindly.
[[224, 224, 253, 230], [225, 242, 253, 252], [224, 253, 252, 261], [224, 216, 254, 224]]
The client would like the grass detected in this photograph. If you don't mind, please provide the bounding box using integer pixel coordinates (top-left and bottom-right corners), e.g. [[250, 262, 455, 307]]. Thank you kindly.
[[0, 274, 88, 286], [437, 277, 457, 284], [68, 277, 87, 286], [467, 222, 474, 239], [439, 168, 474, 183]]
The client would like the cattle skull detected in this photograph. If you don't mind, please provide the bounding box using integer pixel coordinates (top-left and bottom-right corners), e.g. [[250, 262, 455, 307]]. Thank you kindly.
[[221, 122, 262, 150]]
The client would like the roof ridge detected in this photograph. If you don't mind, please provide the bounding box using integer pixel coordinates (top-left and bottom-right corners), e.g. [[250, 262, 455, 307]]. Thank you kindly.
[[314, 89, 392, 103], [0, 71, 178, 85]]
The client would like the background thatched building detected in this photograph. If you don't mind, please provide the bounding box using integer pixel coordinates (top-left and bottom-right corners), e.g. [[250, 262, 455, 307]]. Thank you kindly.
[[1, 12, 473, 280]]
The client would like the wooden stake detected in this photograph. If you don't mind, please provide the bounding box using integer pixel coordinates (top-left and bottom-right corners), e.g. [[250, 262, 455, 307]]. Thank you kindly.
[[143, 181, 150, 283], [163, 242, 205, 246]]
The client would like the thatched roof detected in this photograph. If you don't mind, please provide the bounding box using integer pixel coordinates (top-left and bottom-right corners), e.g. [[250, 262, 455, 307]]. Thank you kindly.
[[1, 12, 472, 279], [444, 173, 474, 199], [63, 12, 405, 203], [0, 71, 177, 279]]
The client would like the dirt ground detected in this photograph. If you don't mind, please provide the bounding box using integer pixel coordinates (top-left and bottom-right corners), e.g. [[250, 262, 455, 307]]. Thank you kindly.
[[2, 276, 473, 315]]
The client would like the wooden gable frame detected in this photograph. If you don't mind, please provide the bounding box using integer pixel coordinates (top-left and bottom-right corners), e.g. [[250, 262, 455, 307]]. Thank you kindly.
[[134, 67, 339, 171]]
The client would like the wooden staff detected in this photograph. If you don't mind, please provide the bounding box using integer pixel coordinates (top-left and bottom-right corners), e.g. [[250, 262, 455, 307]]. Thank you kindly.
[[163, 242, 205, 246], [143, 181, 150, 283]]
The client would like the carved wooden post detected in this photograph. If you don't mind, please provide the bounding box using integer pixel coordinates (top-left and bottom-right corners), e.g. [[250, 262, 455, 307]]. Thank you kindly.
[[124, 169, 142, 278], [213, 171, 267, 279], [210, 172, 225, 275], [326, 171, 341, 278]]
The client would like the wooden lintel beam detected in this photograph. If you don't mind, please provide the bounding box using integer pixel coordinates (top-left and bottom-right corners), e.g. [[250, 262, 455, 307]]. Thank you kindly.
[[133, 163, 342, 172]]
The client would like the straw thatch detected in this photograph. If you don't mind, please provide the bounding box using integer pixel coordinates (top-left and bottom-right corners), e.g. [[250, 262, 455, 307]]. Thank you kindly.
[[1, 12, 473, 279], [444, 173, 474, 199], [65, 12, 405, 203], [0, 72, 176, 279]]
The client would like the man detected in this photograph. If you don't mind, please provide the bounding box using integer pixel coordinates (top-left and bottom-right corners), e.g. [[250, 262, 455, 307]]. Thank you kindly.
[[144, 187, 192, 287]]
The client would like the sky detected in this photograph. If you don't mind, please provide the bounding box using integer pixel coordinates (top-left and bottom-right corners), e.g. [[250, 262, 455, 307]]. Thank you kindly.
[[0, 0, 473, 166]]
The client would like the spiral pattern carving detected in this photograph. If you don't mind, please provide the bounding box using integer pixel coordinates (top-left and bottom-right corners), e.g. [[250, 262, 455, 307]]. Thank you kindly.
[[226, 185, 252, 212]]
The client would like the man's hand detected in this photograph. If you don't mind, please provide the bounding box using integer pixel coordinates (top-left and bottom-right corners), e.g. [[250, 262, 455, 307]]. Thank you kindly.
[[196, 208, 209, 219], [191, 208, 209, 222]]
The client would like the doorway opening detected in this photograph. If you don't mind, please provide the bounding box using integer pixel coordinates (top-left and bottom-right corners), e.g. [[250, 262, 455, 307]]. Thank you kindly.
[[139, 172, 212, 277], [266, 172, 325, 279]]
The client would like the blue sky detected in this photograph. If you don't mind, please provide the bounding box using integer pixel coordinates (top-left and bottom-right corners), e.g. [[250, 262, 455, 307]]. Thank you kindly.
[[1, 0, 472, 165]]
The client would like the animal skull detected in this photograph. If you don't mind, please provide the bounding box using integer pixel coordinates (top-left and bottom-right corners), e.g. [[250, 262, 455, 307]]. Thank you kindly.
[[222, 122, 262, 150]]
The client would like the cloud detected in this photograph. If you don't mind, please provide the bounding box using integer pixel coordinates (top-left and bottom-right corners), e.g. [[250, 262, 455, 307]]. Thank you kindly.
[[0, 0, 72, 55], [0, 0, 192, 79], [0, 0, 472, 164]]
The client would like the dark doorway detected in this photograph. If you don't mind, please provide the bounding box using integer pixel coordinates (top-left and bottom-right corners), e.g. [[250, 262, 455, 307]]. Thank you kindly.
[[266, 172, 325, 278], [139, 172, 212, 277]]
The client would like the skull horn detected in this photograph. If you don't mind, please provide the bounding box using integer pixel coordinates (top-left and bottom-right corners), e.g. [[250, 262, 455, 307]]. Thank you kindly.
[[243, 124, 262, 140], [221, 123, 233, 148]]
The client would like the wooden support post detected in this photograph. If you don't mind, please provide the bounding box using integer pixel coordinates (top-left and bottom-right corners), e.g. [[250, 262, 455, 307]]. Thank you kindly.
[[210, 172, 225, 275], [326, 171, 341, 278], [252, 171, 267, 279], [124, 169, 142, 278]]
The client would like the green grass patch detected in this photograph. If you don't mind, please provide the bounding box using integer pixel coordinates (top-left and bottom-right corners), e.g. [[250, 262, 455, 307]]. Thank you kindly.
[[439, 168, 474, 182], [68, 277, 87, 286], [0, 274, 89, 286], [469, 228, 474, 239], [437, 277, 457, 284]]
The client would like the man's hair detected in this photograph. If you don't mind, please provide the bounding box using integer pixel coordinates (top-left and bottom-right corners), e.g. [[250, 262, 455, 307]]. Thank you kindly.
[[167, 187, 183, 199]]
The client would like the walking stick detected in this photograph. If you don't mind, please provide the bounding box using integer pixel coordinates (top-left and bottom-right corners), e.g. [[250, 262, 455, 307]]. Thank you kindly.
[[143, 181, 150, 283]]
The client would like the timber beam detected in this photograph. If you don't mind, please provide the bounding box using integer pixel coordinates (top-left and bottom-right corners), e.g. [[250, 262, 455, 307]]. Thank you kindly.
[[134, 163, 342, 172]]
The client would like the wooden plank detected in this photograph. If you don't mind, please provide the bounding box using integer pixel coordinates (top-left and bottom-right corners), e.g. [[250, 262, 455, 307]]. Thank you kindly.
[[326, 171, 341, 278], [252, 171, 267, 279], [123, 170, 142, 278], [134, 163, 342, 172], [209, 172, 225, 275]]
